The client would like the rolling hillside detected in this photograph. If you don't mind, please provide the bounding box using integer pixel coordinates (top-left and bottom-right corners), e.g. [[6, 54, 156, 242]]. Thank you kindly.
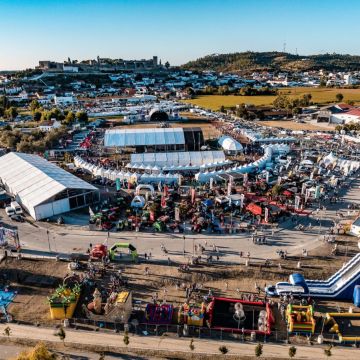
[[181, 52, 360, 73]]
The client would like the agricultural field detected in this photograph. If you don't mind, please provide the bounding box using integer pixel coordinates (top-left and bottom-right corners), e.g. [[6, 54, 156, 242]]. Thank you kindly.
[[182, 87, 360, 111]]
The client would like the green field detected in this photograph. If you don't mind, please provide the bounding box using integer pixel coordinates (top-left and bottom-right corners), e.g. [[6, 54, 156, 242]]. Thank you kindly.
[[182, 87, 360, 111]]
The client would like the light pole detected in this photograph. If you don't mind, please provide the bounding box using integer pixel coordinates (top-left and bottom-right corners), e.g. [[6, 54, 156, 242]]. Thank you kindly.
[[46, 229, 51, 253]]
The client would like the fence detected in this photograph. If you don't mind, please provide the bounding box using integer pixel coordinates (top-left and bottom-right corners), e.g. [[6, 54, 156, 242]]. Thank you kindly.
[[66, 318, 359, 348]]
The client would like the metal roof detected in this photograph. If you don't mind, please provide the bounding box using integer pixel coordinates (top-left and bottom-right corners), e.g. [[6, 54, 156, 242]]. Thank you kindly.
[[0, 152, 97, 209], [104, 128, 185, 147], [131, 151, 225, 167]]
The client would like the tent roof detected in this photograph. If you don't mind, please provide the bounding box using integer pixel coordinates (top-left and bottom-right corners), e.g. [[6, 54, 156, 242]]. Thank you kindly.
[[0, 152, 97, 209], [104, 128, 185, 147], [218, 136, 243, 151], [131, 150, 226, 168]]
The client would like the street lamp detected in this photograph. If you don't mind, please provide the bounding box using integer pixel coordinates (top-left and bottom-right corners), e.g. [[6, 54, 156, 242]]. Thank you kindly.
[[183, 221, 186, 257]]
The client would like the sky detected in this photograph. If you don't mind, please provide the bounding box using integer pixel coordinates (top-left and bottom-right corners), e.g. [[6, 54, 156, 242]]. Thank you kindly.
[[1, 0, 360, 70]]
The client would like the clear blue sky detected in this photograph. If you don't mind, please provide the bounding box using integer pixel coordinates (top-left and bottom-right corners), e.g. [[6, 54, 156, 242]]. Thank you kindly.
[[1, 0, 360, 70]]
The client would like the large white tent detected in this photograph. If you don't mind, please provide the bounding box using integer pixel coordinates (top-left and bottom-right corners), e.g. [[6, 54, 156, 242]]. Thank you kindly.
[[131, 151, 226, 168], [104, 128, 185, 147], [218, 136, 243, 154], [0, 152, 99, 220]]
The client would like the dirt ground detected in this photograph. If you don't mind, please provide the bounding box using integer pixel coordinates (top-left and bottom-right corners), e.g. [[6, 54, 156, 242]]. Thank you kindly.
[[0, 258, 69, 323], [1, 234, 358, 326], [258, 120, 336, 131]]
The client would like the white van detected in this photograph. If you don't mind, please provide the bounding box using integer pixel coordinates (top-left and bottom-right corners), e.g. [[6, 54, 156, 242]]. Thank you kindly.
[[10, 201, 23, 215], [5, 206, 15, 216]]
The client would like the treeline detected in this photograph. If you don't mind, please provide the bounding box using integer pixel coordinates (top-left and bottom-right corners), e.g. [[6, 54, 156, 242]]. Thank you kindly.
[[30, 100, 88, 125], [182, 51, 360, 72], [0, 127, 68, 153], [198, 85, 277, 96], [0, 96, 18, 120]]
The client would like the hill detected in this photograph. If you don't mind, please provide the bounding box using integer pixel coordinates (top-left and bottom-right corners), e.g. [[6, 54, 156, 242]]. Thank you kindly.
[[181, 51, 360, 73]]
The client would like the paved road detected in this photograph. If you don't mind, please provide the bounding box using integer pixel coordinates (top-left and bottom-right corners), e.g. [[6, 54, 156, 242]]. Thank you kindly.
[[2, 176, 360, 264], [0, 323, 359, 360]]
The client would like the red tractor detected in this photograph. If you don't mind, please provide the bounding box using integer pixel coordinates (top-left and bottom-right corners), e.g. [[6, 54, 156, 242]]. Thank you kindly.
[[90, 244, 108, 260]]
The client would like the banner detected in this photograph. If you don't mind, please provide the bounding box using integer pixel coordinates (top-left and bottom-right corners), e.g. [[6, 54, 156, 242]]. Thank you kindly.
[[175, 207, 180, 221], [227, 182, 232, 196], [243, 173, 248, 186]]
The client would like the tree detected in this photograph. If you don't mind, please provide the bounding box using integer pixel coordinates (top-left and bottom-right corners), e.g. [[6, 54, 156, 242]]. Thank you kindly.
[[189, 338, 195, 351], [123, 330, 130, 346], [33, 110, 42, 122], [76, 111, 88, 123], [16, 342, 56, 360], [288, 345, 297, 359], [219, 345, 228, 354], [30, 99, 40, 112], [55, 326, 66, 345], [255, 343, 263, 358], [271, 184, 283, 196], [164, 61, 170, 69], [335, 93, 344, 102], [64, 111, 76, 125], [5, 106, 18, 120], [324, 345, 332, 358], [3, 326, 11, 337], [319, 77, 327, 87]]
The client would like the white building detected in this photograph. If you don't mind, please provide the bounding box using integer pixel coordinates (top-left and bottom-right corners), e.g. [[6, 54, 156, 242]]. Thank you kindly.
[[38, 119, 62, 132], [54, 95, 77, 106], [331, 109, 360, 124], [0, 152, 99, 220]]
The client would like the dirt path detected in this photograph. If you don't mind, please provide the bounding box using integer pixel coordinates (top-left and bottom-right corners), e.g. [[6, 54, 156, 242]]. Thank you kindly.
[[1, 323, 359, 360]]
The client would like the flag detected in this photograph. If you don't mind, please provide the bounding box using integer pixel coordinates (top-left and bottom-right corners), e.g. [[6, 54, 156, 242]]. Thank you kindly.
[[240, 194, 245, 209], [158, 181, 162, 192], [150, 211, 155, 222], [264, 207, 269, 223], [209, 177, 214, 190], [89, 207, 95, 217], [164, 185, 169, 197], [116, 178, 121, 191], [161, 196, 166, 208], [191, 188, 196, 204]]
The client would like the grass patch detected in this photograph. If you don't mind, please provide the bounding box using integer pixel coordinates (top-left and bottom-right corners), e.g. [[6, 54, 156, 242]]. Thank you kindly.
[[182, 87, 360, 111]]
